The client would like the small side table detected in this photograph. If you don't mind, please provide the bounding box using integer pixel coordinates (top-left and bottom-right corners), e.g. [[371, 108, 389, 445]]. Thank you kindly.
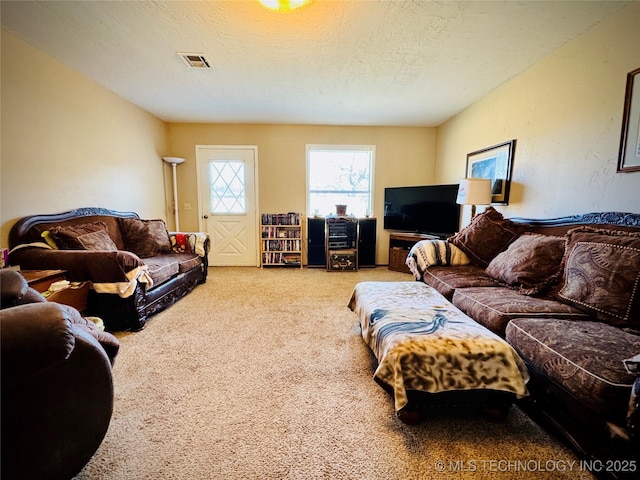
[[21, 269, 67, 293], [21, 269, 90, 314]]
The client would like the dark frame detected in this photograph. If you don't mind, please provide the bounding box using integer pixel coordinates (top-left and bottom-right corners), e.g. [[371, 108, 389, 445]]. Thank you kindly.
[[465, 139, 516, 205], [617, 67, 640, 173]]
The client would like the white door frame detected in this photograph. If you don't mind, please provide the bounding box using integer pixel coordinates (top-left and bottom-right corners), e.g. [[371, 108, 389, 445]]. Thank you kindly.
[[195, 145, 260, 267]]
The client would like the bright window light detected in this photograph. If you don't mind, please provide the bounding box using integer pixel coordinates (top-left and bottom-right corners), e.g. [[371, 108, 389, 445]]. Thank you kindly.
[[307, 145, 374, 217]]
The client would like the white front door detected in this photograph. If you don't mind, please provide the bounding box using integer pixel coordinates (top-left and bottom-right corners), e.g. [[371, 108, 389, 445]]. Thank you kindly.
[[196, 146, 259, 266]]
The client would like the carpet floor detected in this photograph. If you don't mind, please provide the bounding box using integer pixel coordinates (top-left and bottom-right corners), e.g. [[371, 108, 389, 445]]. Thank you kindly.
[[74, 267, 593, 480]]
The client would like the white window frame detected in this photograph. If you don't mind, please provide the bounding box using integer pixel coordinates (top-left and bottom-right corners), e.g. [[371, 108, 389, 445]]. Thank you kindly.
[[306, 144, 375, 218]]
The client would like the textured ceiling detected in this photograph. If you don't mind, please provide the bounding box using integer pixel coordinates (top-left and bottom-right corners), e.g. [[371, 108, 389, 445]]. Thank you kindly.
[[1, 1, 629, 126]]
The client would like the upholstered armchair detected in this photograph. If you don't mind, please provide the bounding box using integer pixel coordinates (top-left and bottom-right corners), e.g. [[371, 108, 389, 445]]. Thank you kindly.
[[0, 269, 120, 480]]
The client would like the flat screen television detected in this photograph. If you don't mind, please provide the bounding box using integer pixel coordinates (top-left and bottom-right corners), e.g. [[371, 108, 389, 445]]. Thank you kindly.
[[384, 184, 461, 237]]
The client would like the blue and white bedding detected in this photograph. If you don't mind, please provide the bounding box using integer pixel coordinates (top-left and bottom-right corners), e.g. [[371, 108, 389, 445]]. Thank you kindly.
[[348, 281, 529, 411]]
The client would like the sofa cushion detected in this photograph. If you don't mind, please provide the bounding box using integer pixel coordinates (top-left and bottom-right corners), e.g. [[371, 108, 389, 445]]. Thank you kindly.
[[485, 233, 565, 295], [421, 265, 500, 300], [448, 207, 521, 268], [556, 227, 640, 328], [119, 218, 172, 258], [172, 253, 202, 274], [506, 318, 640, 424], [49, 222, 117, 251], [143, 255, 180, 286], [452, 286, 591, 337]]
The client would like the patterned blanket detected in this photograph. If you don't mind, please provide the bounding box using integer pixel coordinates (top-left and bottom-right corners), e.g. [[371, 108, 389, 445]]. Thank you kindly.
[[348, 281, 529, 411], [406, 239, 470, 280]]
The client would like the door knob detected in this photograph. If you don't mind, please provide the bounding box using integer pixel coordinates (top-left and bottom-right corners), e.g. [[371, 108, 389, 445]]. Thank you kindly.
[[203, 215, 209, 219]]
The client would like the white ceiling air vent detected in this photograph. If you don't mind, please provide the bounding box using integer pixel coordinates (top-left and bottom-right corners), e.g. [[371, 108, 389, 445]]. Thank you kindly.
[[178, 53, 212, 69]]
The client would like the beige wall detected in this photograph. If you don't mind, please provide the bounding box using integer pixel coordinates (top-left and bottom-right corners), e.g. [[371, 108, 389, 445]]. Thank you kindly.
[[4, 3, 638, 262], [0, 30, 168, 246], [436, 3, 640, 222], [167, 123, 436, 263]]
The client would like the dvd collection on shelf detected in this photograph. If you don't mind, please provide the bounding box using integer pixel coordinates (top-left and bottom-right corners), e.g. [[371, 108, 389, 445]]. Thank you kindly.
[[261, 252, 301, 265], [262, 239, 302, 252], [261, 227, 301, 239], [260, 213, 301, 225], [260, 212, 302, 267]]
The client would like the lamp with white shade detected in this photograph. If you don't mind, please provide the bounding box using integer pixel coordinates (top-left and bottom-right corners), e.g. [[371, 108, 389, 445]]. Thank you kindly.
[[456, 178, 492, 218], [162, 156, 185, 231]]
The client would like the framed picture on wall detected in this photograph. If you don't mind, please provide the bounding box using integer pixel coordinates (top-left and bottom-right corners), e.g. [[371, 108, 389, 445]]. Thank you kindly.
[[465, 139, 516, 205], [617, 67, 640, 173]]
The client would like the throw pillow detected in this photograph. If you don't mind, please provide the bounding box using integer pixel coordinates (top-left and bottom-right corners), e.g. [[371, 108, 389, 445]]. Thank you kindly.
[[40, 230, 59, 249], [448, 206, 521, 268], [119, 218, 172, 258], [555, 227, 640, 328], [172, 233, 192, 254], [485, 233, 565, 295], [49, 222, 113, 250], [76, 229, 118, 251]]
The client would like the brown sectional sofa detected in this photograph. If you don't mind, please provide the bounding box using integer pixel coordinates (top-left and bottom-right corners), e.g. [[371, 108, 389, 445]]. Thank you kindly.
[[8, 207, 210, 331], [407, 208, 640, 472]]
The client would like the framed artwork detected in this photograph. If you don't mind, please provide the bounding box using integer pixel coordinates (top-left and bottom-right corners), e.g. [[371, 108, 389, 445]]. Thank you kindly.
[[617, 67, 640, 173], [466, 139, 516, 205]]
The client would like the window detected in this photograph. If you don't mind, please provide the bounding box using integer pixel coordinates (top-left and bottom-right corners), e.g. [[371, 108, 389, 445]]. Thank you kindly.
[[209, 160, 246, 214], [307, 145, 374, 217]]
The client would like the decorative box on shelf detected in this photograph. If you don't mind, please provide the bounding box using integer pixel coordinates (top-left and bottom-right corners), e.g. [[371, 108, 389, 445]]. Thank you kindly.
[[328, 249, 357, 271]]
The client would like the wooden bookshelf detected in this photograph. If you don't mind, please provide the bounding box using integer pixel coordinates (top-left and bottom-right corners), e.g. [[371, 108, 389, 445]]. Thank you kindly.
[[260, 213, 302, 268]]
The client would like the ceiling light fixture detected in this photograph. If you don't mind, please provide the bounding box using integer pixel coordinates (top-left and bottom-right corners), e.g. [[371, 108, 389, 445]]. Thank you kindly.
[[256, 0, 312, 12]]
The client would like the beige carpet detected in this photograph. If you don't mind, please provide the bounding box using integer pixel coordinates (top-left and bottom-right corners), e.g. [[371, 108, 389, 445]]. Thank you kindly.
[[74, 267, 593, 480]]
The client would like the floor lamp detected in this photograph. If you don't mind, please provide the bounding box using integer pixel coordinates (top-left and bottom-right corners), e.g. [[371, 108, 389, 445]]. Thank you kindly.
[[456, 178, 492, 218], [162, 156, 185, 231]]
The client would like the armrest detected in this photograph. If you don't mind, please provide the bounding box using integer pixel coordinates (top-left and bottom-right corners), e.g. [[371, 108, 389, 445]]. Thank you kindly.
[[71, 323, 119, 365], [9, 247, 144, 283], [0, 268, 47, 307], [169, 231, 210, 257], [0, 269, 28, 304], [0, 301, 119, 379], [406, 240, 470, 280], [59, 304, 120, 365], [0, 303, 76, 382]]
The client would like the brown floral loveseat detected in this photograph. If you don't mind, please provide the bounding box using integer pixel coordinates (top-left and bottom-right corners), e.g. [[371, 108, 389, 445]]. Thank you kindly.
[[8, 207, 210, 331], [407, 208, 640, 471]]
